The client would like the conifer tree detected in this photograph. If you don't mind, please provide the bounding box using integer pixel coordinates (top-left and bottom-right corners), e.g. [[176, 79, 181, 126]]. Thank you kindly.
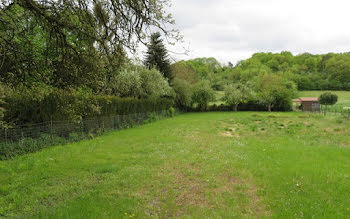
[[145, 32, 173, 81]]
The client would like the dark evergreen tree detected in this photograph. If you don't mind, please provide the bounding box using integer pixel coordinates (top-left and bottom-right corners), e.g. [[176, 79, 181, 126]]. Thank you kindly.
[[145, 32, 173, 81]]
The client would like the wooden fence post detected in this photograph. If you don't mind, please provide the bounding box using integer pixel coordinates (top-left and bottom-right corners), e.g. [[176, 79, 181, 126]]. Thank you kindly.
[[4, 128, 7, 144], [50, 119, 53, 145], [81, 120, 84, 137]]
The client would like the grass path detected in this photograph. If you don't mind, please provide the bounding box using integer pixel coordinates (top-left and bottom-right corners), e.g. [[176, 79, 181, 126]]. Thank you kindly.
[[1, 112, 350, 218]]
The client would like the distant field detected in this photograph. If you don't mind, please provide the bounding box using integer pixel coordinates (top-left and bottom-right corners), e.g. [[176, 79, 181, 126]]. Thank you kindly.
[[1, 112, 350, 217], [298, 90, 350, 105], [214, 90, 350, 108]]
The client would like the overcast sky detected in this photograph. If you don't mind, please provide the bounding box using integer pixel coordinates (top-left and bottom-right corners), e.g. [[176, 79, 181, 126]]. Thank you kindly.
[[165, 0, 350, 64]]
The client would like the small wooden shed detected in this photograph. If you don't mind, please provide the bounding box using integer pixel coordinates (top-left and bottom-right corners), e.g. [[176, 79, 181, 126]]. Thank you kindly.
[[292, 97, 320, 112]]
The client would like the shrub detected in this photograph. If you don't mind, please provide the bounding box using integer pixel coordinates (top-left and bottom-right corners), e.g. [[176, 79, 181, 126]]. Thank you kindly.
[[171, 78, 193, 110], [139, 67, 174, 98], [191, 81, 216, 111], [110, 69, 142, 98], [168, 107, 175, 117], [108, 66, 174, 99]]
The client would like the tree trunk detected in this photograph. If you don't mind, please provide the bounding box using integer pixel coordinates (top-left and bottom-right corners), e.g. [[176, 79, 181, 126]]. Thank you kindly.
[[234, 104, 238, 112], [268, 104, 272, 112]]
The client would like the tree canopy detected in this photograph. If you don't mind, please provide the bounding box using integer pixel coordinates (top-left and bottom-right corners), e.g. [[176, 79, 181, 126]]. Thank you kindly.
[[0, 0, 178, 91]]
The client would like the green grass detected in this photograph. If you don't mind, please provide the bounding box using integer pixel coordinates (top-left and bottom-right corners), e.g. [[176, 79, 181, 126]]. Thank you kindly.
[[1, 112, 350, 218]]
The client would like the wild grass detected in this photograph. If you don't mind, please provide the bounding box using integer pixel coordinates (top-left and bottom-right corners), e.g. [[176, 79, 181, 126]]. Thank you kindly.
[[1, 112, 350, 218]]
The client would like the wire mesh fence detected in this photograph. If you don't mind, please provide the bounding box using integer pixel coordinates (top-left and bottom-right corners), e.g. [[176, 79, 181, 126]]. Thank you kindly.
[[299, 105, 350, 119], [0, 110, 176, 159]]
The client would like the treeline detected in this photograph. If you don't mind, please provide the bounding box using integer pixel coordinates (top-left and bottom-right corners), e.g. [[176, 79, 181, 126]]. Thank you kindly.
[[171, 52, 350, 91], [171, 57, 297, 112], [169, 52, 350, 112], [218, 52, 350, 91]]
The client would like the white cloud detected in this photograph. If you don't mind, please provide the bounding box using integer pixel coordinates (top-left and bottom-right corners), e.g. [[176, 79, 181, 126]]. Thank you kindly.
[[166, 0, 350, 64]]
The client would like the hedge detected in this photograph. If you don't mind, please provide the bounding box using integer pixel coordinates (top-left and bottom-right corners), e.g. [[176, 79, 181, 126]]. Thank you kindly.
[[3, 86, 174, 125]]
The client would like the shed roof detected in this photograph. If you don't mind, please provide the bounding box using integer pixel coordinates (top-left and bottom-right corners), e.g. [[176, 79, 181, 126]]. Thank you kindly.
[[292, 97, 319, 103], [299, 97, 319, 102]]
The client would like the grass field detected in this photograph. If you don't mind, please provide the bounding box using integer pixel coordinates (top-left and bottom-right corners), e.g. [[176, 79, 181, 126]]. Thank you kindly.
[[1, 112, 350, 218]]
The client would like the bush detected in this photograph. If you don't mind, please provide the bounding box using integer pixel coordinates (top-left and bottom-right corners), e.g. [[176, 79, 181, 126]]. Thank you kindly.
[[109, 66, 174, 99], [171, 78, 193, 110], [139, 67, 174, 98], [110, 69, 142, 98], [168, 107, 175, 117], [191, 81, 216, 111]]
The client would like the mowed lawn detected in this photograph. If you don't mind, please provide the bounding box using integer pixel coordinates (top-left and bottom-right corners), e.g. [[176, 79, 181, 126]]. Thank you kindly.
[[1, 112, 350, 218]]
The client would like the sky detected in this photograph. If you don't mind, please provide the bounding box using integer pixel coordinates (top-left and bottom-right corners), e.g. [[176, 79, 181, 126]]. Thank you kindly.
[[164, 0, 350, 64]]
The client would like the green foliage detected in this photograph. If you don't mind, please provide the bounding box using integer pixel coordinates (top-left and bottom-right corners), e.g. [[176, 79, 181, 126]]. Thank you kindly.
[[319, 92, 338, 106], [217, 51, 350, 91], [110, 69, 142, 98], [168, 107, 176, 117], [254, 74, 297, 111], [3, 86, 174, 125], [0, 134, 67, 160], [0, 0, 178, 91], [324, 55, 350, 90], [191, 81, 216, 111], [109, 66, 173, 99], [171, 58, 222, 85], [0, 83, 5, 125], [170, 61, 198, 84], [171, 78, 193, 110], [144, 32, 173, 81], [223, 83, 254, 111], [139, 67, 174, 98]]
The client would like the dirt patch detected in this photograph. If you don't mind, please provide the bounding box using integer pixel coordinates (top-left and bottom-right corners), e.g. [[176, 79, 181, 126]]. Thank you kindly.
[[221, 131, 234, 137], [173, 170, 209, 208], [246, 180, 270, 217], [214, 173, 271, 217], [143, 163, 270, 218]]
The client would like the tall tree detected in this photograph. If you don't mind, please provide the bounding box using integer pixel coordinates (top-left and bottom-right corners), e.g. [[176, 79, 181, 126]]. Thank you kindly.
[[0, 0, 178, 89], [144, 32, 173, 81]]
